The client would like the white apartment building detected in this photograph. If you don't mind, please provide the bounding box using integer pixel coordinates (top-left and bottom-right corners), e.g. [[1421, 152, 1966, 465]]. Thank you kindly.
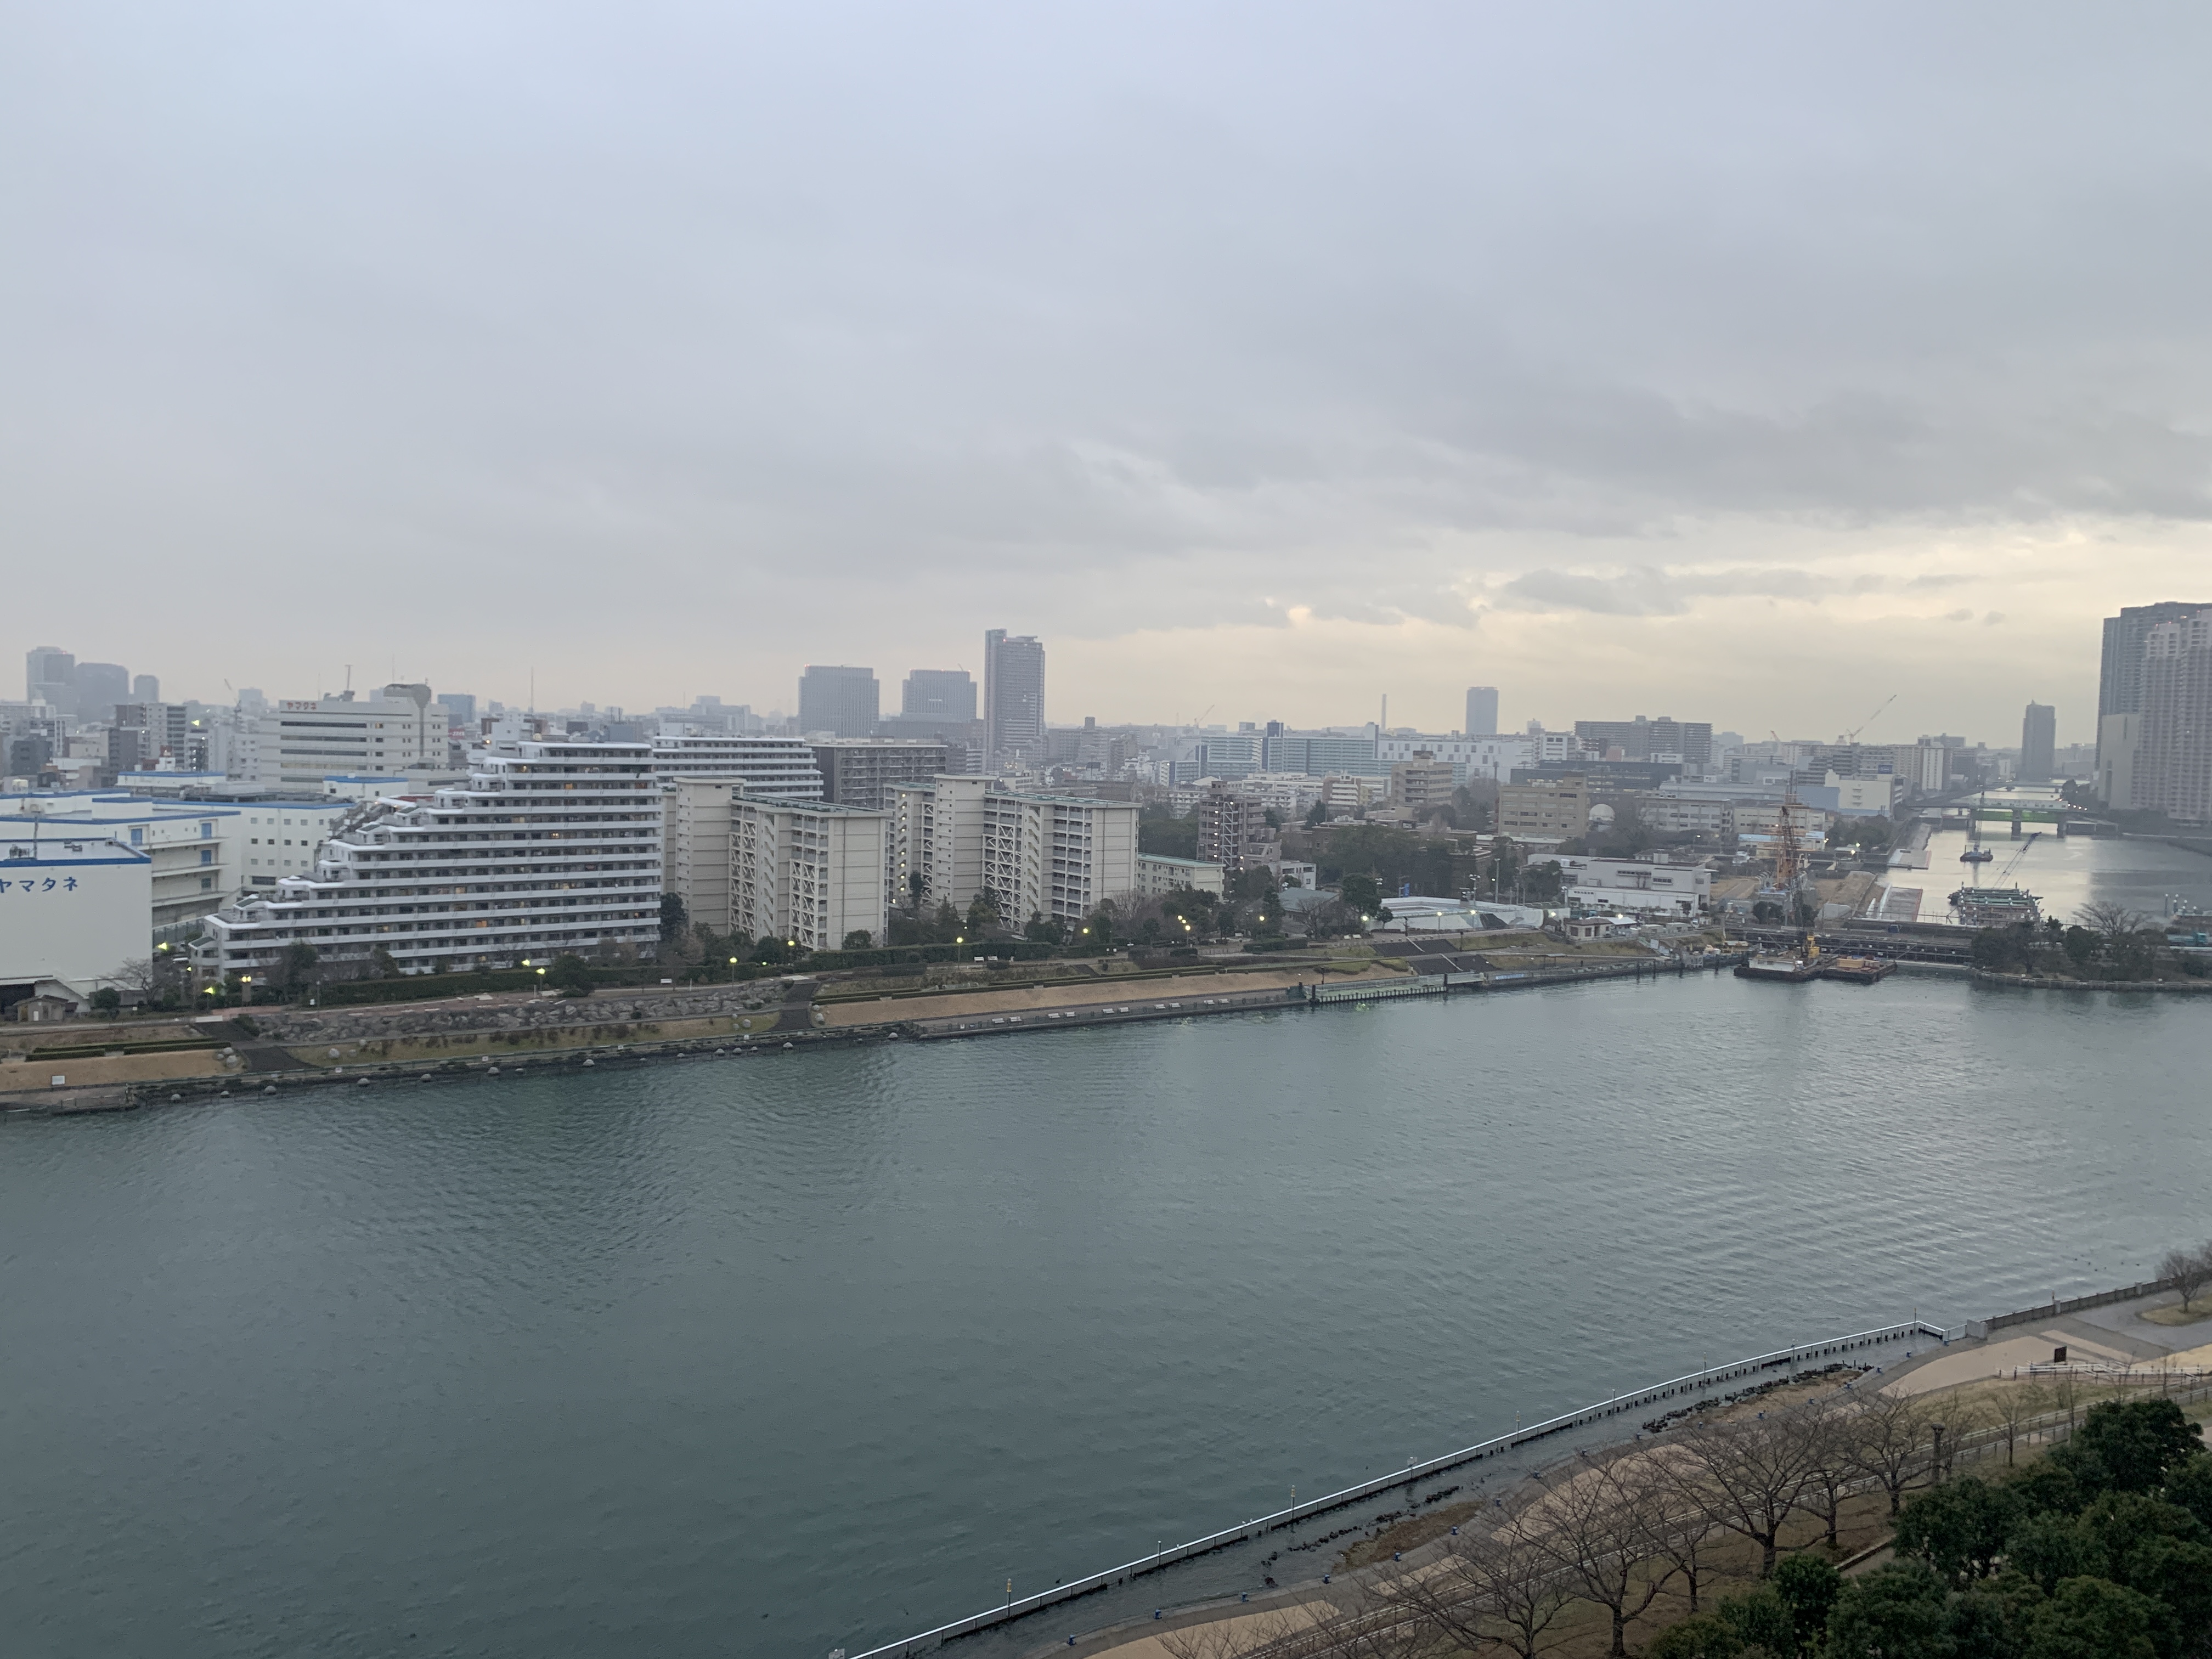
[[647, 731, 823, 798], [667, 778, 742, 931], [891, 777, 1138, 924], [196, 741, 662, 979], [732, 797, 889, 950], [253, 685, 452, 789], [1135, 853, 1226, 898]]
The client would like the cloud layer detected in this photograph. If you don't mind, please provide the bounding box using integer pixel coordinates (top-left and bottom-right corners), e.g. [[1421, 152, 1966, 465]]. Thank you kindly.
[[5, 2, 2210, 738]]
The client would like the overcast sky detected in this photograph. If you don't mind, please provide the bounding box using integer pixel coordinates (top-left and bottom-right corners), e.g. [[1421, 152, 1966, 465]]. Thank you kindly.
[[8, 3, 2211, 741]]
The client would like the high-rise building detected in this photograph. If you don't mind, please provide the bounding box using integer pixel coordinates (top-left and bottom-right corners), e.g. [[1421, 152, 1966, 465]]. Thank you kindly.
[[441, 692, 478, 731], [889, 776, 1136, 923], [1195, 781, 1272, 872], [1464, 686, 1499, 736], [132, 674, 160, 704], [797, 665, 880, 738], [2133, 611, 2212, 823], [196, 740, 663, 977], [901, 669, 977, 721], [26, 646, 74, 713], [982, 630, 1046, 763], [2098, 601, 2212, 778], [73, 662, 131, 722], [732, 796, 890, 951], [2018, 703, 2056, 782], [647, 732, 823, 799]]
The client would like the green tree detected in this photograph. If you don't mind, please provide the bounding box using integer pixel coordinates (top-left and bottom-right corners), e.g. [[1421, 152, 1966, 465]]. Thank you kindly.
[[1894, 1477, 2025, 1586], [840, 929, 875, 950], [1715, 1585, 1796, 1656], [2160, 1453, 2212, 1531], [2024, 1576, 2159, 1659], [1826, 1562, 1954, 1659], [1339, 873, 1381, 915], [1948, 1570, 2046, 1659], [89, 985, 122, 1015], [1137, 808, 1199, 858], [2053, 1401, 2205, 1497], [545, 953, 594, 997], [658, 891, 689, 941], [965, 888, 1003, 935], [1023, 912, 1065, 946], [270, 940, 321, 999], [1769, 1551, 1842, 1650], [1644, 1613, 1745, 1659], [2063, 925, 2101, 969], [2011, 1511, 2103, 1594], [1303, 799, 1328, 828], [369, 944, 403, 978]]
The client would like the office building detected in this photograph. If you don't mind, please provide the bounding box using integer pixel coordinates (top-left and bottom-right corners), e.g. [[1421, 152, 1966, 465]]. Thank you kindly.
[[196, 740, 663, 979], [2018, 703, 2056, 783], [1262, 732, 1380, 774], [1464, 686, 1499, 736], [1374, 733, 1532, 785], [900, 669, 977, 721], [255, 685, 452, 789], [1497, 776, 1594, 840], [809, 739, 952, 810], [1571, 716, 1713, 766], [26, 646, 75, 714], [983, 630, 1046, 763], [73, 662, 132, 722], [797, 665, 880, 739], [441, 693, 478, 731], [732, 796, 889, 951], [890, 777, 1137, 924]]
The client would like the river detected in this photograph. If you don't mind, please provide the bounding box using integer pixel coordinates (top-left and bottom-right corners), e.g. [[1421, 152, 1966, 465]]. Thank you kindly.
[[4, 844, 2211, 1659]]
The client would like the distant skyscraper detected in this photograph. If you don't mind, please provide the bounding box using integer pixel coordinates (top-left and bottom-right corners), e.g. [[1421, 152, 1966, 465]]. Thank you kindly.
[[797, 665, 881, 738], [72, 662, 131, 721], [442, 692, 478, 730], [1464, 686, 1499, 736], [901, 669, 978, 721], [2132, 610, 2212, 822], [982, 630, 1046, 763], [26, 645, 74, 713], [2018, 702, 2056, 782], [2098, 601, 2212, 774], [132, 673, 160, 704]]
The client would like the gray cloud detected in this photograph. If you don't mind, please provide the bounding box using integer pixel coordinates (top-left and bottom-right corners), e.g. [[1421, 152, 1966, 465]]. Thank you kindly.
[[5, 2, 2211, 704]]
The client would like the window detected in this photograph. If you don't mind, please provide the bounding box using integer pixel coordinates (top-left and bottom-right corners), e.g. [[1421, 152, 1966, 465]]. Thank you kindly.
[[201, 821, 213, 838], [130, 827, 143, 845], [201, 876, 213, 890], [200, 849, 213, 865]]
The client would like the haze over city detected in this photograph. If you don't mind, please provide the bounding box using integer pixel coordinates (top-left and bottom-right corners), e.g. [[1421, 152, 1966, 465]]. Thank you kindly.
[[12, 4, 2212, 738]]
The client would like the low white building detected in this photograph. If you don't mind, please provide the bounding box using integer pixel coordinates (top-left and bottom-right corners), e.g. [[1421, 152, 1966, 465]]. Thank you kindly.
[[1374, 734, 1535, 785], [196, 741, 662, 979], [732, 797, 889, 950], [1553, 856, 1712, 917], [1135, 853, 1226, 898], [0, 835, 151, 1009]]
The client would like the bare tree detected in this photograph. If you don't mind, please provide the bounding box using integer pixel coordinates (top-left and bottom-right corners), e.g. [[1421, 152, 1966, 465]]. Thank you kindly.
[[2160, 1243, 2212, 1314], [1796, 1400, 1859, 1551], [1991, 1382, 2049, 1466], [2077, 900, 2149, 943], [1159, 1606, 1314, 1659], [1843, 1391, 1936, 1516], [1376, 1507, 1576, 1659], [1531, 1453, 1677, 1657], [2044, 1368, 2084, 1435], [1672, 1408, 1820, 1577]]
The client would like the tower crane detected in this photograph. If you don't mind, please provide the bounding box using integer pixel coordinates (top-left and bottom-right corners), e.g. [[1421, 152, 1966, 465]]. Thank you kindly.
[[1838, 693, 1896, 745]]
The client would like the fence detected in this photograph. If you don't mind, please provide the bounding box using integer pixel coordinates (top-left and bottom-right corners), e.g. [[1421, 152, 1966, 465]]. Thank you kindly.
[[840, 1320, 1944, 1659], [1968, 1276, 2182, 1336]]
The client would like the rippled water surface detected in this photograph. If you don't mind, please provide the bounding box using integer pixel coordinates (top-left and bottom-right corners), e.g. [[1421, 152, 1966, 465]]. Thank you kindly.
[[4, 969, 2210, 1659]]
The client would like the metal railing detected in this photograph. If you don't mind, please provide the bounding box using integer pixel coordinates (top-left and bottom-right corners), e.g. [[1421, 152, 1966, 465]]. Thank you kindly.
[[841, 1320, 1944, 1659]]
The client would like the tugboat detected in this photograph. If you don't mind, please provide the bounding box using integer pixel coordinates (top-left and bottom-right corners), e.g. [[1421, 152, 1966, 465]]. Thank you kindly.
[[1960, 796, 1994, 861]]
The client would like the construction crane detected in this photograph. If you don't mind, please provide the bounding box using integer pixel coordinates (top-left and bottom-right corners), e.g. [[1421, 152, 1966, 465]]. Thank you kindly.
[[1994, 831, 2041, 886], [1838, 693, 1897, 745]]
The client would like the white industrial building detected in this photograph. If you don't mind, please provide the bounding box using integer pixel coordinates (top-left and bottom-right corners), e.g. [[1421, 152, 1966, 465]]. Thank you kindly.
[[891, 777, 1138, 925], [246, 685, 452, 789], [195, 741, 662, 979], [0, 836, 152, 1012], [732, 797, 889, 950], [1551, 856, 1712, 917], [1374, 734, 1534, 785]]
